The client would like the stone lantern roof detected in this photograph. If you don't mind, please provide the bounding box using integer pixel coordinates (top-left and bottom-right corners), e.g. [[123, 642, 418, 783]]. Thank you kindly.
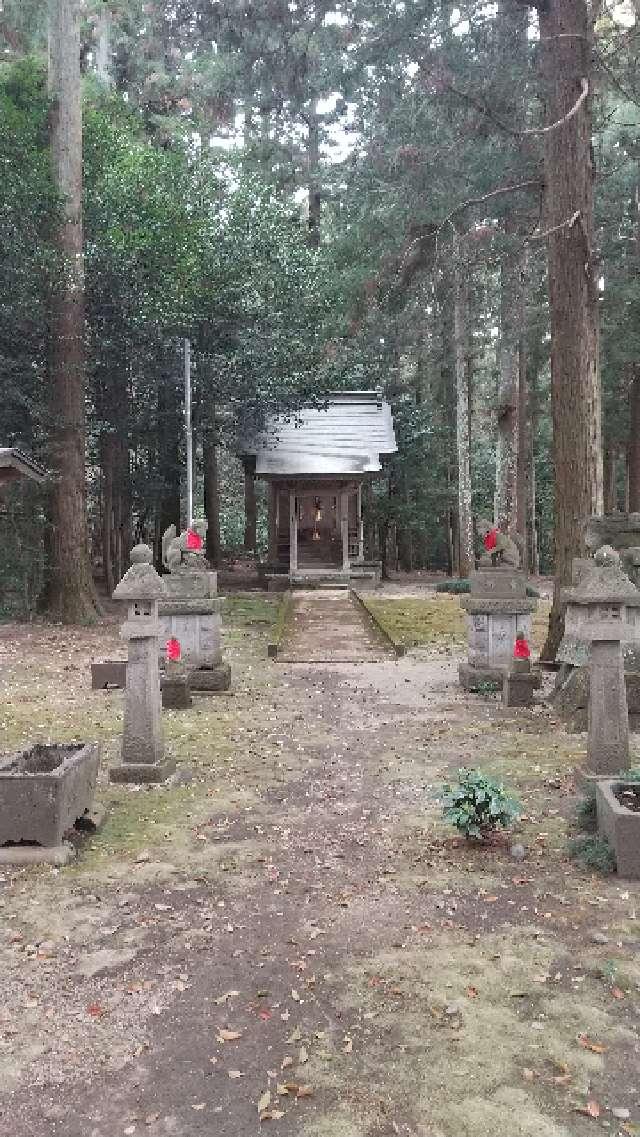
[[113, 545, 167, 602], [558, 547, 640, 668], [563, 546, 640, 607]]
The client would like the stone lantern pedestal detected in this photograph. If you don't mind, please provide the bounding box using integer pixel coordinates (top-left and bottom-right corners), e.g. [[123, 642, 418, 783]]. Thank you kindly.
[[110, 545, 175, 784], [459, 570, 537, 691], [159, 526, 231, 693], [563, 547, 636, 785], [553, 544, 640, 733]]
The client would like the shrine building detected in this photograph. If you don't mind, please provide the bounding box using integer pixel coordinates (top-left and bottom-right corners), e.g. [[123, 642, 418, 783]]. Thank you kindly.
[[241, 391, 397, 588]]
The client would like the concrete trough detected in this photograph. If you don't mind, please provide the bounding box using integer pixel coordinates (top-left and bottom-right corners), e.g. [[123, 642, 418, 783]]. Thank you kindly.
[[0, 742, 100, 849], [596, 778, 640, 880]]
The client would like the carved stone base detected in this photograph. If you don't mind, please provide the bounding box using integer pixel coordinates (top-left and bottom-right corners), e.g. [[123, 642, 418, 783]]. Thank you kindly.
[[161, 676, 192, 709], [109, 758, 176, 784], [189, 663, 232, 693], [459, 663, 505, 691], [503, 671, 537, 708]]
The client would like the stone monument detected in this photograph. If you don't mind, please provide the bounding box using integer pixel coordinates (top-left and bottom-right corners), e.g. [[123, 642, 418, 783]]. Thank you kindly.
[[159, 523, 231, 693], [585, 513, 640, 589], [110, 545, 175, 783], [459, 528, 537, 691], [553, 544, 640, 730], [161, 639, 192, 710], [560, 546, 633, 783], [503, 633, 537, 708]]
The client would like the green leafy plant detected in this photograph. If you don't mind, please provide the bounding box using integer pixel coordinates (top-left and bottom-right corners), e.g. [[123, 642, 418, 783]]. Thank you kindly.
[[575, 788, 597, 833], [474, 679, 501, 697], [567, 835, 616, 874], [441, 768, 521, 841]]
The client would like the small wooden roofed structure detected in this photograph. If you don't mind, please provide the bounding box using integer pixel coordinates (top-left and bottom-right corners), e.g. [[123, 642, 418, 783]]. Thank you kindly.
[[0, 448, 47, 494], [241, 392, 397, 587]]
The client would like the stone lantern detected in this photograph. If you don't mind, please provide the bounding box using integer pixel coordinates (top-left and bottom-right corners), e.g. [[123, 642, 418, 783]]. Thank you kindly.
[[557, 543, 640, 673], [109, 545, 175, 784], [459, 568, 537, 691], [566, 546, 639, 781]]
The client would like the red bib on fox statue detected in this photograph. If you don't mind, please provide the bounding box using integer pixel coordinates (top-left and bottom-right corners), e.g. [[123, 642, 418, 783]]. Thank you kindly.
[[483, 528, 498, 553], [514, 633, 531, 660], [166, 637, 181, 662], [186, 528, 203, 552]]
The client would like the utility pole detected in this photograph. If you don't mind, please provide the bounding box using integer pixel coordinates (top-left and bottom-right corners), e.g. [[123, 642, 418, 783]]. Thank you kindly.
[[184, 338, 193, 528]]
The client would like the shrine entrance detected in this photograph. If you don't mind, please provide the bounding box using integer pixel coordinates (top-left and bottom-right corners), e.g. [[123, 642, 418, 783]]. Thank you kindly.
[[239, 392, 397, 588], [268, 481, 364, 579]]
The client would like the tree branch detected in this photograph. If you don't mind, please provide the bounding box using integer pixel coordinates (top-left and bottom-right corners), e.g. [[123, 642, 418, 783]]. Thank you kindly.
[[435, 179, 542, 238], [442, 77, 590, 140], [527, 210, 582, 242]]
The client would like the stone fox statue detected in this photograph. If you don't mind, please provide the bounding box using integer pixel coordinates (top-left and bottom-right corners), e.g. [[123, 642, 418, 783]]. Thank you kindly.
[[162, 521, 208, 572], [476, 518, 522, 569]]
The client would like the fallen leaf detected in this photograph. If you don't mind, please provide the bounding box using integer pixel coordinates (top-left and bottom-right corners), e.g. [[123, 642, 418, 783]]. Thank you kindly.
[[299, 1046, 309, 1065], [281, 1056, 293, 1070], [124, 1128, 136, 1136], [287, 1027, 302, 1043], [86, 1002, 106, 1018], [191, 1103, 206, 1111], [466, 986, 479, 999], [217, 1029, 242, 1042], [577, 1035, 607, 1054], [144, 1114, 160, 1126], [214, 990, 239, 1005], [258, 1090, 272, 1115], [576, 1101, 601, 1119], [521, 1068, 537, 1082], [297, 1085, 315, 1099], [342, 1036, 353, 1054], [611, 987, 625, 1000], [228, 1070, 244, 1079], [260, 1110, 285, 1122]]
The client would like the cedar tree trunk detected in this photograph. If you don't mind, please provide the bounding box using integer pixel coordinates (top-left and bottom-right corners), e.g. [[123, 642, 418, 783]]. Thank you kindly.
[[42, 0, 99, 622], [539, 0, 603, 660]]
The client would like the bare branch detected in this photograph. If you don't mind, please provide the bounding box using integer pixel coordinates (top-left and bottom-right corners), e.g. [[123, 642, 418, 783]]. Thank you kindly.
[[527, 210, 582, 242], [528, 78, 590, 136], [435, 179, 542, 238], [442, 77, 590, 140]]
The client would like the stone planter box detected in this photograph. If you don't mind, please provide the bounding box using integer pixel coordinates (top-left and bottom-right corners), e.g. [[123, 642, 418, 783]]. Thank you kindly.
[[596, 779, 640, 879], [0, 743, 99, 849]]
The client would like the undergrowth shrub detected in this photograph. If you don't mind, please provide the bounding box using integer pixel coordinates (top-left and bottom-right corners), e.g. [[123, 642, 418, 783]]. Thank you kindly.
[[568, 835, 616, 874], [442, 768, 521, 841], [576, 788, 597, 833]]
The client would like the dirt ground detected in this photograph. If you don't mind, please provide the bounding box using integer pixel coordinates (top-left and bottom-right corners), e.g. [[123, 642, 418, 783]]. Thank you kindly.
[[1, 588, 639, 1137]]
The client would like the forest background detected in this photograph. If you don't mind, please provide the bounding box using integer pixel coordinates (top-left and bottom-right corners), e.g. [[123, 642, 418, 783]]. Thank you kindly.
[[0, 0, 639, 658]]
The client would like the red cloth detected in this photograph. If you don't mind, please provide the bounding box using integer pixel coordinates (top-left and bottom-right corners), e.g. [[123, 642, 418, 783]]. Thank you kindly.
[[186, 528, 203, 551], [166, 637, 181, 662], [514, 637, 531, 660], [483, 528, 498, 552]]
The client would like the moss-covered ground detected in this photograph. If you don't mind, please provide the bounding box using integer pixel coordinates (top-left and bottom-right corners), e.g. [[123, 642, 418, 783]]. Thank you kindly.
[[0, 587, 639, 1137], [361, 592, 551, 655]]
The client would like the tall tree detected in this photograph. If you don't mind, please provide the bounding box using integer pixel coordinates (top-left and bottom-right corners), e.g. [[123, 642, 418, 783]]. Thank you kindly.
[[517, 0, 602, 655], [42, 0, 99, 621]]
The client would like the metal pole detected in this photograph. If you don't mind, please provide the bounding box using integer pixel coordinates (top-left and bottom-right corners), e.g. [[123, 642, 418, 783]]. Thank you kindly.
[[184, 338, 193, 528]]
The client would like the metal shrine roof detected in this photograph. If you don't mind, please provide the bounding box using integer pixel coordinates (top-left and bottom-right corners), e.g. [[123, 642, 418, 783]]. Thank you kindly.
[[0, 448, 47, 486], [241, 392, 397, 477]]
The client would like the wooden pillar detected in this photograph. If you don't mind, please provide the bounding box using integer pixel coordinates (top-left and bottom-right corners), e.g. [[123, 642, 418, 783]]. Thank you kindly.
[[340, 489, 349, 573], [267, 483, 278, 562], [244, 461, 257, 552], [357, 484, 364, 561], [289, 489, 298, 575]]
